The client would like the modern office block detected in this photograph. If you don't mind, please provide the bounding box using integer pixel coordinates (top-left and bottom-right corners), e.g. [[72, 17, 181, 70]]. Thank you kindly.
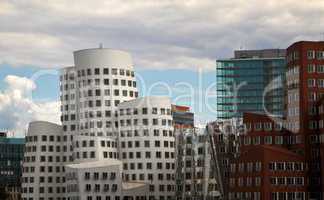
[[216, 49, 286, 120], [0, 132, 24, 200], [22, 47, 178, 200]]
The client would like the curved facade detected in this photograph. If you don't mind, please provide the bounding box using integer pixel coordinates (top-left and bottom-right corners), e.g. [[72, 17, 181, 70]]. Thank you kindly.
[[23, 48, 177, 200], [118, 96, 175, 199], [22, 121, 64, 200], [60, 48, 138, 139]]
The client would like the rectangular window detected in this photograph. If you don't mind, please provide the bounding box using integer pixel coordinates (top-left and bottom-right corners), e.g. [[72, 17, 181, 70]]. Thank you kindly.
[[318, 65, 324, 73], [308, 79, 316, 87], [307, 50, 315, 59], [308, 64, 316, 73]]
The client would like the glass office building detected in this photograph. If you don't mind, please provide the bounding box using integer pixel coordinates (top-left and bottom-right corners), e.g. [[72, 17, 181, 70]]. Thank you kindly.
[[216, 49, 286, 120], [0, 132, 25, 188]]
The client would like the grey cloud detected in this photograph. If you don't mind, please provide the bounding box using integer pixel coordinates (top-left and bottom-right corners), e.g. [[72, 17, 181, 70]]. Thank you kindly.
[[0, 75, 60, 136], [0, 0, 324, 70]]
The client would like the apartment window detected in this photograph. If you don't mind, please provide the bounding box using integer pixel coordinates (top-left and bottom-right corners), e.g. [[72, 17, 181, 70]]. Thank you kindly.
[[153, 118, 158, 125], [275, 136, 283, 144], [147, 163, 152, 170], [156, 151, 162, 158], [122, 90, 127, 97], [318, 65, 324, 73], [103, 68, 109, 74], [104, 79, 109, 85], [144, 140, 150, 147], [307, 50, 315, 59], [264, 136, 272, 144], [308, 79, 316, 87], [94, 68, 100, 75], [143, 119, 148, 125], [133, 108, 138, 115], [309, 92, 317, 101], [318, 79, 324, 88], [308, 64, 316, 73], [255, 177, 261, 186], [142, 108, 148, 114]]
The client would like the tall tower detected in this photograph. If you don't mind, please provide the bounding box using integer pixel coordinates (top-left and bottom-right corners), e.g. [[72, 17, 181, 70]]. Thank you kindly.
[[286, 41, 324, 199], [216, 49, 286, 120], [60, 48, 138, 162]]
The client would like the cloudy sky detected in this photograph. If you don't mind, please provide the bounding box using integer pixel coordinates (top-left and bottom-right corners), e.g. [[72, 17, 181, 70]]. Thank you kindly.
[[0, 0, 324, 137]]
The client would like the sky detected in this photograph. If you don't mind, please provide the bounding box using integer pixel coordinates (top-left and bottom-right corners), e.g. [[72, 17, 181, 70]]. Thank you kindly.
[[1, 0, 324, 137]]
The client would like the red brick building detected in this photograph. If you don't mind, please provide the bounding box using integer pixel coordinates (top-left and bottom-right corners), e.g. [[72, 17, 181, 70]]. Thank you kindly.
[[229, 41, 324, 200], [286, 41, 324, 199], [229, 113, 307, 200]]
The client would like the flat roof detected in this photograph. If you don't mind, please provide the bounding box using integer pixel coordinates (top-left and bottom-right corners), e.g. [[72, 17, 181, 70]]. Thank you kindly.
[[66, 160, 122, 169], [217, 57, 285, 62]]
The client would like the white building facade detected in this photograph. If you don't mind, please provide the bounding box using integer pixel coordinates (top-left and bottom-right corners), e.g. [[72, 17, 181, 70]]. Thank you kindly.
[[22, 121, 65, 200], [22, 48, 175, 200], [118, 97, 175, 199]]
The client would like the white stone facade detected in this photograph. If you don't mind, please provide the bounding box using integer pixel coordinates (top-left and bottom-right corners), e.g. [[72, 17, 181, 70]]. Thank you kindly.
[[22, 121, 65, 200], [118, 97, 175, 199], [22, 48, 175, 200]]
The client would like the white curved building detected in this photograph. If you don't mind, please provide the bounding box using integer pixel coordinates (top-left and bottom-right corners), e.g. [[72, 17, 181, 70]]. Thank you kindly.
[[22, 121, 64, 200], [22, 48, 177, 200], [61, 48, 138, 139], [118, 96, 175, 199]]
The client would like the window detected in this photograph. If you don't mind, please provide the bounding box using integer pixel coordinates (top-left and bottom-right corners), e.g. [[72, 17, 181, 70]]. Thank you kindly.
[[308, 64, 316, 73], [104, 79, 109, 85], [264, 136, 272, 144], [94, 68, 100, 75], [142, 119, 148, 125], [318, 79, 324, 88], [308, 79, 316, 87], [144, 140, 150, 147], [307, 50, 315, 59], [255, 177, 261, 186], [318, 65, 324, 73], [309, 92, 317, 101]]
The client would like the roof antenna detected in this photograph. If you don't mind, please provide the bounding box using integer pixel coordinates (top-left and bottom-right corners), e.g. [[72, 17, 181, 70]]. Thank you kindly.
[[99, 43, 103, 49]]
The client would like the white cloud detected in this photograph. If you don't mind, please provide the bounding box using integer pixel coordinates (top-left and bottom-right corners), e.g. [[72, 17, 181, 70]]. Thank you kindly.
[[0, 75, 60, 137], [0, 0, 324, 70]]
